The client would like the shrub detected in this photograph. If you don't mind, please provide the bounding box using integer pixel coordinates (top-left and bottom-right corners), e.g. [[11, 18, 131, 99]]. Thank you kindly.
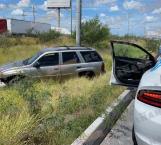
[[145, 38, 160, 52], [38, 30, 61, 43], [82, 17, 110, 45], [15, 79, 52, 115], [0, 36, 12, 49], [72, 17, 110, 46]]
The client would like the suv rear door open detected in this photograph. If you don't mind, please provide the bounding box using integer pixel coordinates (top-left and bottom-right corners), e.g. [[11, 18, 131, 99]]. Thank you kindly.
[[110, 40, 156, 87]]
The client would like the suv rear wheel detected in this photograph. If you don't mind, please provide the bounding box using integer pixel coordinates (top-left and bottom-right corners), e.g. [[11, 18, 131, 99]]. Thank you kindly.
[[79, 71, 95, 79]]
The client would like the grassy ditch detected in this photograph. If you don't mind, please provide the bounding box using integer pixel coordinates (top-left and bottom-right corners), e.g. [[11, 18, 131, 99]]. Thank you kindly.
[[0, 36, 124, 145], [0, 74, 123, 145]]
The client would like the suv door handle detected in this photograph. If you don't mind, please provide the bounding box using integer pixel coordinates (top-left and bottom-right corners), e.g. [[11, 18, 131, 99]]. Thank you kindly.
[[54, 68, 59, 70], [77, 66, 82, 69]]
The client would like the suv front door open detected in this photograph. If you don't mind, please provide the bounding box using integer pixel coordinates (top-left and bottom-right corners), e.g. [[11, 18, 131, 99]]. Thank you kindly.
[[110, 40, 156, 87]]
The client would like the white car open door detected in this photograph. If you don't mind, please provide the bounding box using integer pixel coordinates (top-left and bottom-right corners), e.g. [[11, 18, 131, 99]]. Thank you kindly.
[[110, 40, 156, 87]]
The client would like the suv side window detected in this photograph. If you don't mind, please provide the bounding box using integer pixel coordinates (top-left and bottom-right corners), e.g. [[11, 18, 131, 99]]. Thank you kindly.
[[80, 51, 102, 63], [62, 52, 80, 65], [37, 53, 59, 67]]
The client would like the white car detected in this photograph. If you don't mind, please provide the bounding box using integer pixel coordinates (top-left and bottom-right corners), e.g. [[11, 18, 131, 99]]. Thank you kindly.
[[110, 40, 161, 145]]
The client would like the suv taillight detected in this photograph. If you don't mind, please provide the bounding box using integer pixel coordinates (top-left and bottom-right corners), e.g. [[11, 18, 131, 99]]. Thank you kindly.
[[101, 63, 106, 73], [137, 90, 161, 108]]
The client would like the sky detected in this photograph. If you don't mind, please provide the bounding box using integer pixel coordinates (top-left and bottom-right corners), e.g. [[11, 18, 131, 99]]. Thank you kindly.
[[0, 0, 161, 37]]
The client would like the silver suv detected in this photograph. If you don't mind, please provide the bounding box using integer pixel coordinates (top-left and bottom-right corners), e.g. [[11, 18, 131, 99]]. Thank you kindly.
[[0, 46, 105, 84]]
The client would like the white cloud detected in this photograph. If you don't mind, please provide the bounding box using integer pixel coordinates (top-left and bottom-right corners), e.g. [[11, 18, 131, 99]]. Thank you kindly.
[[82, 16, 92, 23], [123, 0, 143, 10], [145, 16, 157, 22], [100, 15, 126, 27], [47, 10, 57, 17], [152, 8, 161, 14], [38, 1, 47, 11], [110, 5, 119, 11], [95, 0, 117, 6], [47, 10, 64, 18], [146, 30, 161, 38], [11, 8, 23, 15], [38, 10, 65, 23], [0, 3, 6, 9], [17, 0, 30, 8], [100, 13, 106, 17]]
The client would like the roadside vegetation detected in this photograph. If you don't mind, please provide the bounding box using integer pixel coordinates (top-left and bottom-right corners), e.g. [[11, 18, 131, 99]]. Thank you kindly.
[[0, 18, 160, 145], [0, 73, 123, 145], [72, 17, 110, 49], [0, 42, 123, 145]]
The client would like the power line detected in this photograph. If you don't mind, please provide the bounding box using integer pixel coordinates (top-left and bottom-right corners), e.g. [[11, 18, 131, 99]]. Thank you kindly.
[[27, 5, 37, 22]]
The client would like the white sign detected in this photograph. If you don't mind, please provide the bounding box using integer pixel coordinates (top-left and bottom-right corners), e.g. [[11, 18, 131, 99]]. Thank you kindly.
[[47, 0, 71, 8]]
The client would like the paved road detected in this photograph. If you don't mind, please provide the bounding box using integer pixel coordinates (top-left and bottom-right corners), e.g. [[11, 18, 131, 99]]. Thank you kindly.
[[101, 101, 134, 145]]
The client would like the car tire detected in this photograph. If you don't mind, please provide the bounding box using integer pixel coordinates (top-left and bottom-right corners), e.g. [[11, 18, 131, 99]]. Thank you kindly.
[[132, 126, 138, 145], [5, 75, 24, 85], [79, 71, 95, 79]]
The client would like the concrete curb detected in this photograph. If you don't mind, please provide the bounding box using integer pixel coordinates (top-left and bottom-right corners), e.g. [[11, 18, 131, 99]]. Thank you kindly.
[[71, 89, 135, 145]]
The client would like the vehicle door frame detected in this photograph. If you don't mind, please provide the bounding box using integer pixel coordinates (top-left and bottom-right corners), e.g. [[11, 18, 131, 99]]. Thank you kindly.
[[30, 51, 61, 78], [60, 50, 82, 78], [110, 40, 156, 87]]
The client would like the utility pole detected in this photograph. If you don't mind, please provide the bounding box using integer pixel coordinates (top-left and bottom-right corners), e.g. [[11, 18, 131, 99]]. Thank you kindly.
[[144, 21, 147, 37], [22, 10, 26, 20], [76, 0, 82, 46], [127, 12, 130, 35], [57, 8, 60, 28], [32, 5, 36, 23], [70, 0, 73, 35]]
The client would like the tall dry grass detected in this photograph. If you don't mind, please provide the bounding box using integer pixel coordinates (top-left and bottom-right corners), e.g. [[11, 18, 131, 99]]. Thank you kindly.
[[0, 36, 123, 145]]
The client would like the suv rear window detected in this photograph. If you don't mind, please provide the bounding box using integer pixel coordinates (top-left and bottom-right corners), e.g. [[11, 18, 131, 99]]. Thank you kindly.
[[62, 52, 80, 64], [80, 51, 102, 62]]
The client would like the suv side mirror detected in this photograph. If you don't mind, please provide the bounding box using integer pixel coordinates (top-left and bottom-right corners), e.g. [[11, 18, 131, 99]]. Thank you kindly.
[[34, 61, 40, 68]]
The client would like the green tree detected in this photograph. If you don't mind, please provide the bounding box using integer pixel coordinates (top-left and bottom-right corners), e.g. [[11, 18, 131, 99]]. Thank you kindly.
[[73, 17, 110, 46], [81, 17, 110, 45]]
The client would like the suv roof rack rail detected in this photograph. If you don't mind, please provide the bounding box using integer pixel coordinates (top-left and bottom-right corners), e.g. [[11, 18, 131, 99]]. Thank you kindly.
[[58, 45, 93, 50], [59, 45, 74, 49]]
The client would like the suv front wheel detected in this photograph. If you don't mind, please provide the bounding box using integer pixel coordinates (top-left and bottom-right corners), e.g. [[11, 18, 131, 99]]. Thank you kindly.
[[4, 75, 24, 85]]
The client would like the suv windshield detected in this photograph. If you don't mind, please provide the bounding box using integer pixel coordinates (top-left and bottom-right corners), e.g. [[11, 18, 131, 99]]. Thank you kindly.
[[23, 52, 42, 65]]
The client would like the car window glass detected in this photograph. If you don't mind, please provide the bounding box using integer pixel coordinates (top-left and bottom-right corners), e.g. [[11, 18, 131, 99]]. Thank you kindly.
[[62, 52, 80, 64], [114, 44, 148, 59], [24, 51, 42, 65], [37, 53, 59, 67], [80, 51, 102, 62]]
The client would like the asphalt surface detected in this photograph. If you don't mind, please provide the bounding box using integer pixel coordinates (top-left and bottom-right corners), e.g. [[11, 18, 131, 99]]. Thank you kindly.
[[101, 101, 134, 145]]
